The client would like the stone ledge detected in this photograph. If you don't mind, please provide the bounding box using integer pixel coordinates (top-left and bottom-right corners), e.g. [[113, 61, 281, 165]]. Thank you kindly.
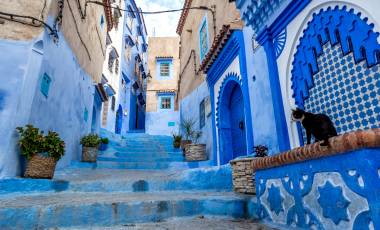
[[251, 128, 380, 171]]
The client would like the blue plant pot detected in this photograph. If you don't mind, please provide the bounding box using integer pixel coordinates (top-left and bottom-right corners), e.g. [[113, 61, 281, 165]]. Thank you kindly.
[[99, 143, 108, 151]]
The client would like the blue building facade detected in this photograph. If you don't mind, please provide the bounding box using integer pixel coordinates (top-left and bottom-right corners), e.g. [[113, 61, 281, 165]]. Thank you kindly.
[[233, 0, 380, 228], [100, 0, 148, 135], [0, 1, 110, 178]]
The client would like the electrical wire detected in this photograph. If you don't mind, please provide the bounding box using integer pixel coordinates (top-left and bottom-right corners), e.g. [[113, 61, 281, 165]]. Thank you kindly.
[[85, 1, 214, 15]]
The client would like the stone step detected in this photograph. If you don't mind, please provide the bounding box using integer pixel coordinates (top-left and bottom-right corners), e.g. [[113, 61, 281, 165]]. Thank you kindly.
[[112, 151, 183, 157], [0, 167, 233, 195], [0, 191, 257, 229], [96, 161, 204, 170], [97, 156, 185, 163], [57, 216, 272, 230]]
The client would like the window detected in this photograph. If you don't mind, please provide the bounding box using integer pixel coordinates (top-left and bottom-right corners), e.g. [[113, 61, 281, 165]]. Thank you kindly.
[[200, 99, 206, 128], [111, 96, 116, 111], [115, 58, 119, 74], [40, 73, 51, 98], [160, 97, 172, 109], [156, 59, 172, 79], [199, 16, 209, 61], [100, 15, 105, 31], [108, 53, 115, 73], [160, 62, 170, 77]]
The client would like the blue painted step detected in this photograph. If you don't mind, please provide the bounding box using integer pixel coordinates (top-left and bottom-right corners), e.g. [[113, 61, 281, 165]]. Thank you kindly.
[[0, 191, 258, 229]]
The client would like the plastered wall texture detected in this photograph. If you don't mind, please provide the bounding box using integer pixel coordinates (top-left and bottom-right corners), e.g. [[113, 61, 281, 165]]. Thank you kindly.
[[0, 0, 107, 83], [146, 37, 180, 112], [178, 0, 241, 101], [0, 0, 107, 178]]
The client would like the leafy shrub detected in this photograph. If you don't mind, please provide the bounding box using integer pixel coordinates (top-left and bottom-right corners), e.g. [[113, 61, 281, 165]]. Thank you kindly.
[[16, 125, 44, 160], [16, 125, 65, 161], [43, 131, 65, 161], [101, 138, 109, 144], [80, 134, 101, 147], [253, 145, 269, 157]]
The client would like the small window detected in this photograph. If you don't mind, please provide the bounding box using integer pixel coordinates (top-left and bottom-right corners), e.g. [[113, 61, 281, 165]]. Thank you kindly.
[[115, 58, 119, 74], [111, 96, 116, 111], [100, 15, 105, 31], [160, 97, 172, 109], [40, 73, 51, 98], [199, 16, 209, 61], [200, 99, 205, 128], [160, 62, 170, 77], [108, 53, 115, 73]]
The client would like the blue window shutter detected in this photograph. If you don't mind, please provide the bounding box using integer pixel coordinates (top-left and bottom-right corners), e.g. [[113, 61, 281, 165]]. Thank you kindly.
[[40, 73, 51, 98], [199, 17, 209, 61], [200, 99, 205, 128]]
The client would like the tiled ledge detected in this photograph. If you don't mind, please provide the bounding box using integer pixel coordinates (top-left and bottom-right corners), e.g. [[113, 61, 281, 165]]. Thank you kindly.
[[251, 128, 380, 171]]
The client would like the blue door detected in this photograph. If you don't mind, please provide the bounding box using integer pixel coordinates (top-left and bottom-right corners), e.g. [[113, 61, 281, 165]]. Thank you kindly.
[[115, 105, 123, 134], [229, 85, 246, 158]]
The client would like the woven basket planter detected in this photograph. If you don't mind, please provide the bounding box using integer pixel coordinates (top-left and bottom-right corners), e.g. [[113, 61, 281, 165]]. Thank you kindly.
[[184, 144, 207, 161], [230, 158, 255, 194], [181, 140, 192, 150], [82, 147, 98, 162], [24, 154, 57, 179]]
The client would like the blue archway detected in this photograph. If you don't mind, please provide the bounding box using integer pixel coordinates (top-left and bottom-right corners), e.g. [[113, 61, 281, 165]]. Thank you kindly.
[[217, 73, 248, 165], [115, 104, 123, 134]]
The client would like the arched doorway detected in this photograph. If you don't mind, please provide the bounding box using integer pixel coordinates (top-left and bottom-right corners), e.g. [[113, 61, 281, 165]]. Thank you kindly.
[[115, 104, 123, 134], [218, 80, 247, 165]]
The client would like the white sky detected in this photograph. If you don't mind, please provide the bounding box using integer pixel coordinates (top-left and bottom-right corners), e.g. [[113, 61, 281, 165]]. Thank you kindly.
[[138, 0, 185, 37]]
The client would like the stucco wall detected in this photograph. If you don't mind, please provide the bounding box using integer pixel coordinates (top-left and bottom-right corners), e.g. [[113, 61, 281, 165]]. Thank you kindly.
[[178, 0, 241, 101], [146, 37, 180, 112], [0, 30, 96, 178], [0, 0, 107, 83], [276, 0, 380, 149], [0, 0, 48, 40], [180, 81, 213, 161], [242, 26, 280, 155]]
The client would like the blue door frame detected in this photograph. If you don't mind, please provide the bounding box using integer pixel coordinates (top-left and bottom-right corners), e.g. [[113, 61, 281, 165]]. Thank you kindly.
[[206, 31, 254, 166]]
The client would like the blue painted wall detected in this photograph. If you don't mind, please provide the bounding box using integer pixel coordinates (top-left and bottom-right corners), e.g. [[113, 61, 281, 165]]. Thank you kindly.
[[255, 148, 380, 229], [242, 26, 280, 155], [0, 30, 96, 178], [180, 81, 213, 162]]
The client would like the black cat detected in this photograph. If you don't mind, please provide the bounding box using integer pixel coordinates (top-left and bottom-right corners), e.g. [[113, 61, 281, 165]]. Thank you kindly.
[[291, 108, 337, 146]]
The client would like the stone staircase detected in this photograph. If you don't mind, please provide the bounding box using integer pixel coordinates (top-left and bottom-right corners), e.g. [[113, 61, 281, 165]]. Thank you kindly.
[[0, 131, 262, 229]]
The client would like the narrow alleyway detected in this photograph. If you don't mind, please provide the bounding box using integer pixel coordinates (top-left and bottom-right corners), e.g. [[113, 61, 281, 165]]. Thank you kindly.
[[0, 130, 272, 229]]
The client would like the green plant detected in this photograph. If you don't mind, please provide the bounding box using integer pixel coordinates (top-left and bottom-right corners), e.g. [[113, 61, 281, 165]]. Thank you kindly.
[[180, 118, 196, 141], [43, 131, 65, 161], [80, 134, 101, 147], [192, 131, 202, 144], [16, 125, 65, 161], [253, 145, 268, 157], [101, 137, 109, 144], [16, 125, 44, 160], [172, 132, 182, 148]]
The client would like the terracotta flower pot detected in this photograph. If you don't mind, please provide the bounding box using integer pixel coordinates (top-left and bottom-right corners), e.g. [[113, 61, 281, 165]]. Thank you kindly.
[[184, 144, 207, 161], [82, 147, 98, 162], [24, 154, 57, 179]]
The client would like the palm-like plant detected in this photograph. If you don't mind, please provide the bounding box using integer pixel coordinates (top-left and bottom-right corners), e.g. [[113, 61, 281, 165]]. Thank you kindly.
[[180, 118, 196, 141]]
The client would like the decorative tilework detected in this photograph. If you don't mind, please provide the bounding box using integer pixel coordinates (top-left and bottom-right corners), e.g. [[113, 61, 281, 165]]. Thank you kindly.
[[303, 43, 380, 140]]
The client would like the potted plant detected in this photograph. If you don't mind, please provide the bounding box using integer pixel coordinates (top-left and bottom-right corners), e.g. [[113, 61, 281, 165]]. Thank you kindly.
[[180, 118, 195, 150], [184, 131, 207, 161], [172, 133, 182, 148], [253, 145, 269, 157], [99, 137, 109, 151], [80, 134, 101, 162], [16, 125, 65, 179]]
